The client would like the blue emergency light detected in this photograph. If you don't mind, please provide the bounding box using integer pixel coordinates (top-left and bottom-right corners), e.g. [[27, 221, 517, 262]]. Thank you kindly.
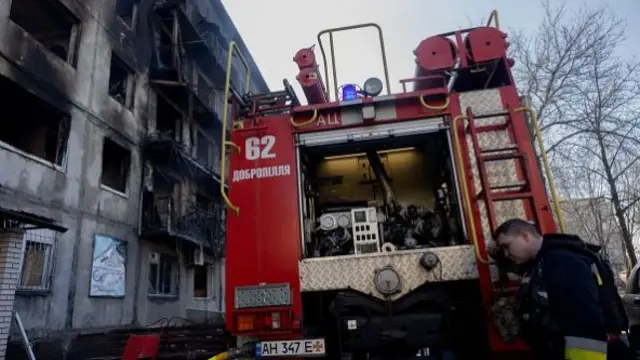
[[341, 84, 358, 101]]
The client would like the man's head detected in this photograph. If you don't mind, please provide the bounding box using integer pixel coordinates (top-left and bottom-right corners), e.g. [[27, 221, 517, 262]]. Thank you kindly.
[[493, 219, 543, 264]]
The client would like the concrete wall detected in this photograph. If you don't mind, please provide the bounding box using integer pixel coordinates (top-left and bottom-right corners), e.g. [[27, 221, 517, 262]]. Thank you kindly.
[[0, 0, 266, 347], [0, 0, 143, 334], [135, 241, 225, 326]]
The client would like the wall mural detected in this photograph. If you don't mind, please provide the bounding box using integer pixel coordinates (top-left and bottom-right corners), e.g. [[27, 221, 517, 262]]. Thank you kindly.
[[90, 234, 127, 297]]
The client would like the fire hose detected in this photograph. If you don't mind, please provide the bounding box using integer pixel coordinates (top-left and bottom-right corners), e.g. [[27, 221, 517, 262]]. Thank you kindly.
[[208, 344, 254, 360]]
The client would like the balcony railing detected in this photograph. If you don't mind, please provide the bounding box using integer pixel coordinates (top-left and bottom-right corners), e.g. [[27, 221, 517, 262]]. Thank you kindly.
[[142, 195, 225, 257], [192, 83, 224, 121], [143, 133, 224, 186]]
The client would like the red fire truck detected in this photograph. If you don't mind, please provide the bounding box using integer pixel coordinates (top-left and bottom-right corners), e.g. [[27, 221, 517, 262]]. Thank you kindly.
[[218, 10, 564, 360]]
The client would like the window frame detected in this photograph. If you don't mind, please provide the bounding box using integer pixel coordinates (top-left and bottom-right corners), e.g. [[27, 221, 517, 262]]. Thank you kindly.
[[17, 228, 57, 293], [148, 252, 179, 297], [192, 264, 212, 299], [8, 0, 82, 68], [100, 136, 132, 195], [108, 52, 136, 110]]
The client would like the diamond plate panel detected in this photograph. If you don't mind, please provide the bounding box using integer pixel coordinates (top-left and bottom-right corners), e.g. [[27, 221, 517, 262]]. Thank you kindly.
[[459, 90, 527, 247], [299, 245, 478, 300], [235, 283, 291, 309]]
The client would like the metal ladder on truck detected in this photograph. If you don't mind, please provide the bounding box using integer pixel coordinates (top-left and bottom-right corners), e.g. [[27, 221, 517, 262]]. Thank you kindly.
[[465, 105, 565, 238], [450, 101, 567, 352], [450, 103, 566, 290]]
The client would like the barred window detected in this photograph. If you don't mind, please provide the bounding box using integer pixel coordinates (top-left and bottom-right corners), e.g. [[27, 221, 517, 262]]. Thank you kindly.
[[19, 229, 57, 292]]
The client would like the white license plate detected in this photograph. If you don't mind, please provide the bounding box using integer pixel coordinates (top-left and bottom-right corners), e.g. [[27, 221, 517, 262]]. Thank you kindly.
[[255, 338, 326, 357]]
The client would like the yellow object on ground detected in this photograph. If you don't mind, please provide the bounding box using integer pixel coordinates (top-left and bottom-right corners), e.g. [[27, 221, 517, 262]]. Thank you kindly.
[[208, 352, 229, 360]]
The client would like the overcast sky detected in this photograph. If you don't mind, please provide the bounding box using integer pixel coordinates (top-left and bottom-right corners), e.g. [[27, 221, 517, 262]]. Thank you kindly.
[[221, 0, 639, 101]]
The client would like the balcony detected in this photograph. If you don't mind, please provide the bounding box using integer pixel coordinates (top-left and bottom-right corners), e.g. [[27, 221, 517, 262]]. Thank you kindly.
[[150, 1, 228, 124], [143, 132, 223, 189], [192, 78, 224, 124], [142, 195, 225, 257]]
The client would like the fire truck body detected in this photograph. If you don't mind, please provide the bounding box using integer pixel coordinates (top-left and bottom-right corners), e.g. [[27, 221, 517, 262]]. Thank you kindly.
[[223, 12, 560, 360]]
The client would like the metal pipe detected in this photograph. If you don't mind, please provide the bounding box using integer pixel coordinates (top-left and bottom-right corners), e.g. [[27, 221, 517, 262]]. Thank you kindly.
[[295, 144, 307, 256], [219, 41, 251, 215], [486, 9, 500, 29], [366, 150, 397, 211], [317, 23, 391, 101], [14, 312, 36, 360], [329, 32, 338, 101], [445, 127, 468, 241], [447, 9, 500, 92], [447, 59, 461, 92], [515, 106, 566, 232], [450, 115, 491, 264]]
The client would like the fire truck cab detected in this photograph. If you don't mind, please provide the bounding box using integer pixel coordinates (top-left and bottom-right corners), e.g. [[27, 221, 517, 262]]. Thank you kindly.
[[221, 10, 562, 360]]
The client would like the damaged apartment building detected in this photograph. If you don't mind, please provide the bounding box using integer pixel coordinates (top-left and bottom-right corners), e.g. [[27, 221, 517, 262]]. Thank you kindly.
[[0, 0, 267, 357]]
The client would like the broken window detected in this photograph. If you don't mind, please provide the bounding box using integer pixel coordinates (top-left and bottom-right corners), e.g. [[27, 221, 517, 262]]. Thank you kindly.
[[213, 89, 226, 119], [101, 138, 131, 193], [152, 174, 178, 226], [196, 131, 212, 169], [196, 193, 215, 213], [148, 252, 178, 296], [196, 70, 214, 107], [9, 0, 80, 67], [19, 229, 57, 292], [0, 74, 70, 165], [116, 0, 138, 29], [193, 265, 208, 298], [109, 53, 136, 109], [157, 27, 174, 68], [156, 96, 182, 141], [196, 193, 225, 239]]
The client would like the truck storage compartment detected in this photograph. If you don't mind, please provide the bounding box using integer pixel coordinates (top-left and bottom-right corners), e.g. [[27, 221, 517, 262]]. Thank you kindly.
[[297, 126, 465, 258]]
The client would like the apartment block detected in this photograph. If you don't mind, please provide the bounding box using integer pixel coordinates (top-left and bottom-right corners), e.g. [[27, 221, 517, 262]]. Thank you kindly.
[[0, 0, 267, 358]]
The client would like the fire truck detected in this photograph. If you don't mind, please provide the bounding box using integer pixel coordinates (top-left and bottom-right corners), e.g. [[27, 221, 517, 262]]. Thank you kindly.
[[218, 10, 565, 360]]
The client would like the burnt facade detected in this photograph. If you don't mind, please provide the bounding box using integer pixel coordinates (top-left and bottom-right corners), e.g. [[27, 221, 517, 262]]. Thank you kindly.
[[0, 0, 267, 357]]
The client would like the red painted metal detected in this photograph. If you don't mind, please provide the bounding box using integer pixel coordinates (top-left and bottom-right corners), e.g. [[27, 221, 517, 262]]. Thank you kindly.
[[224, 118, 303, 338], [225, 19, 559, 359], [456, 86, 557, 354], [121, 334, 160, 360], [414, 36, 458, 71], [293, 46, 329, 104], [293, 46, 317, 69], [296, 67, 329, 104], [465, 27, 508, 63], [497, 87, 557, 234], [413, 36, 457, 91], [448, 95, 511, 354]]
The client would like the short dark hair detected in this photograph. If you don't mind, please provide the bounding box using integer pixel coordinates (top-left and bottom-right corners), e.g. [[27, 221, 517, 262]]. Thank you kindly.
[[493, 218, 540, 242]]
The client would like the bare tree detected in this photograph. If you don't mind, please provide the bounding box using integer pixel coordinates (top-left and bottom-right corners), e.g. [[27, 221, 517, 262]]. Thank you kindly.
[[509, 1, 640, 265], [555, 166, 630, 277]]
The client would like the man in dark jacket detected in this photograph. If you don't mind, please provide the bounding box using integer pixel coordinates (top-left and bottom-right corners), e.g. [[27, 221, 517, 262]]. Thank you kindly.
[[493, 218, 610, 360]]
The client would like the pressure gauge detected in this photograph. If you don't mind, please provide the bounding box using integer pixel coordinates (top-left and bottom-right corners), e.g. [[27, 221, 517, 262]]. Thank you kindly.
[[337, 214, 351, 228], [319, 214, 337, 231], [373, 265, 401, 295]]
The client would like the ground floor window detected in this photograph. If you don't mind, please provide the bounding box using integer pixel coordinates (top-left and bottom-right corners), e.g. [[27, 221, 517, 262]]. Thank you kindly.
[[19, 229, 57, 292], [148, 252, 178, 296], [193, 265, 209, 298]]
